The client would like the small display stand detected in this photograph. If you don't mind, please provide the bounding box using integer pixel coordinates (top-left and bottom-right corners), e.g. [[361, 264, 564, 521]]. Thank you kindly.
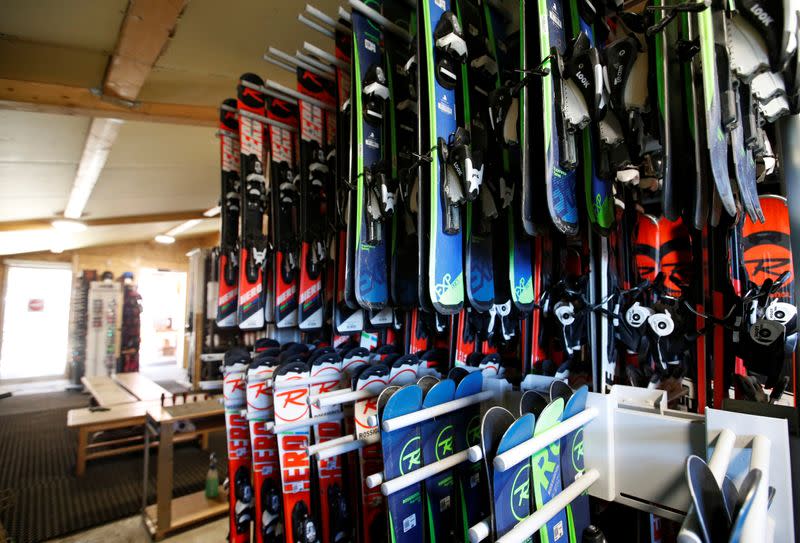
[[141, 399, 227, 540]]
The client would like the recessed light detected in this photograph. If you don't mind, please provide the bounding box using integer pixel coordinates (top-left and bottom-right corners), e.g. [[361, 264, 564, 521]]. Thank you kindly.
[[154, 234, 175, 244]]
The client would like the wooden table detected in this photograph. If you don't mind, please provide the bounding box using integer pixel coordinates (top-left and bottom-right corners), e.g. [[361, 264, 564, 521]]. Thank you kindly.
[[81, 375, 137, 406], [67, 393, 212, 476], [141, 399, 227, 540], [113, 372, 172, 402]]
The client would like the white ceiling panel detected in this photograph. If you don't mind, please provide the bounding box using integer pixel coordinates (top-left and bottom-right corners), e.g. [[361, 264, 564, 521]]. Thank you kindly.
[[0, 0, 128, 52], [103, 120, 217, 167], [0, 110, 90, 163]]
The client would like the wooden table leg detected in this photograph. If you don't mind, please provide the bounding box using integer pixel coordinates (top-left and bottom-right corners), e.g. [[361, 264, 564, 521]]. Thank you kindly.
[[76, 427, 88, 477], [199, 431, 209, 450], [155, 421, 174, 540]]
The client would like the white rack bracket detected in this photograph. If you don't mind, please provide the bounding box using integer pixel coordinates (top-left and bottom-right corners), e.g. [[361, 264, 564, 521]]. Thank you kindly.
[[584, 386, 704, 521], [583, 386, 794, 541], [705, 408, 793, 543]]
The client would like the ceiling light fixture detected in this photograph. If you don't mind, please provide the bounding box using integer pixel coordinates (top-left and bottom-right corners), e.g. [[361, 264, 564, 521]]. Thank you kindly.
[[64, 118, 124, 219], [166, 219, 203, 237], [51, 219, 87, 233], [203, 206, 221, 217], [154, 234, 175, 244]]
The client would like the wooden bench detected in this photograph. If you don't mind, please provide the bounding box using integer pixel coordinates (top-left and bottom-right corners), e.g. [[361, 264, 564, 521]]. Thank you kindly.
[[67, 393, 214, 476], [113, 372, 173, 402], [81, 375, 137, 406]]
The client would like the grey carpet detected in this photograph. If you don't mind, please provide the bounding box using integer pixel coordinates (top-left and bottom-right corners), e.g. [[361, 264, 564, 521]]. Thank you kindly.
[[0, 391, 226, 543]]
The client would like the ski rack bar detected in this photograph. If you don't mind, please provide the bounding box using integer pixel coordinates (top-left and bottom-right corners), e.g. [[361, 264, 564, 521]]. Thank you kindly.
[[298, 14, 335, 39], [492, 469, 601, 543], [380, 390, 495, 432], [348, 0, 411, 43], [367, 449, 471, 494], [305, 4, 349, 32], [271, 412, 345, 434], [338, 6, 351, 22], [303, 41, 350, 69], [265, 80, 337, 113], [307, 386, 352, 405], [315, 433, 379, 460], [295, 51, 336, 75], [265, 47, 334, 82], [237, 108, 297, 133], [314, 388, 374, 408], [492, 407, 599, 472], [307, 434, 354, 456]]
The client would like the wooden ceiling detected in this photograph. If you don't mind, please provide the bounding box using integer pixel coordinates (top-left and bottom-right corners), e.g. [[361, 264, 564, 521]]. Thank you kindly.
[[0, 0, 341, 255]]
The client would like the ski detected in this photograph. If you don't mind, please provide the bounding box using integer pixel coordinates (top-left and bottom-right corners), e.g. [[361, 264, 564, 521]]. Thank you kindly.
[[352, 1, 391, 312], [274, 360, 319, 543], [530, 397, 568, 543], [420, 378, 456, 541], [297, 67, 335, 331], [268, 95, 301, 329], [237, 74, 269, 329], [421, 0, 469, 314], [309, 350, 349, 543], [217, 99, 241, 328], [223, 348, 255, 542], [247, 351, 283, 542], [379, 382, 425, 542]]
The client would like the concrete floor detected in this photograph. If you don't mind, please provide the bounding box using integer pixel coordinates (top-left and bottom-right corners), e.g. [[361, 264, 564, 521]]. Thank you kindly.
[[45, 515, 228, 543]]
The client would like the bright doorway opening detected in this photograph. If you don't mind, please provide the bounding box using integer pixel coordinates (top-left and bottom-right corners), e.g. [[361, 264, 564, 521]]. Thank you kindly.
[[137, 268, 187, 382], [1, 261, 72, 380]]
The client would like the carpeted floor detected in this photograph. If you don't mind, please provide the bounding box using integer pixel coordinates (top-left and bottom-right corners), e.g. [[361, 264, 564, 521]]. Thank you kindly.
[[0, 392, 226, 543]]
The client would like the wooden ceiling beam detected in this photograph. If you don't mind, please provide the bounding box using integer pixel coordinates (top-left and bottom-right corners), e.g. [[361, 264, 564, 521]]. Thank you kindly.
[[103, 0, 189, 101], [0, 79, 216, 126], [0, 210, 213, 232], [61, 0, 191, 219]]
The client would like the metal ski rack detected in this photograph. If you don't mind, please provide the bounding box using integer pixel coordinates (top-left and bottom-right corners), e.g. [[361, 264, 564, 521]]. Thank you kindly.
[[264, 79, 337, 113], [302, 41, 350, 69], [264, 46, 334, 82], [362, 387, 498, 490], [465, 403, 600, 542], [348, 0, 411, 42], [238, 78, 298, 107]]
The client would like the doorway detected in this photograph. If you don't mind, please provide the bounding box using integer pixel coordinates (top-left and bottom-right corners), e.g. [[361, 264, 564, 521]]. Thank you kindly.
[[137, 268, 187, 382], [0, 261, 72, 380]]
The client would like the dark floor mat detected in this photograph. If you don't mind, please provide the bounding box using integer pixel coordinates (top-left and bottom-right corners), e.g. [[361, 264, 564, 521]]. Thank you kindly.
[[0, 395, 227, 543], [0, 391, 88, 416]]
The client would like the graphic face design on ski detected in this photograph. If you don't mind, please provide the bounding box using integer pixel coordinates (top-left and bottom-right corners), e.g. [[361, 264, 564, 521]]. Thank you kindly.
[[658, 217, 693, 298], [743, 196, 794, 302], [423, 0, 465, 314], [353, 3, 389, 310]]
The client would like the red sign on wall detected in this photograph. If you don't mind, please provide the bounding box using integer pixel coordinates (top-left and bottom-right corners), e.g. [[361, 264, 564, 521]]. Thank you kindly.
[[28, 299, 44, 312]]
